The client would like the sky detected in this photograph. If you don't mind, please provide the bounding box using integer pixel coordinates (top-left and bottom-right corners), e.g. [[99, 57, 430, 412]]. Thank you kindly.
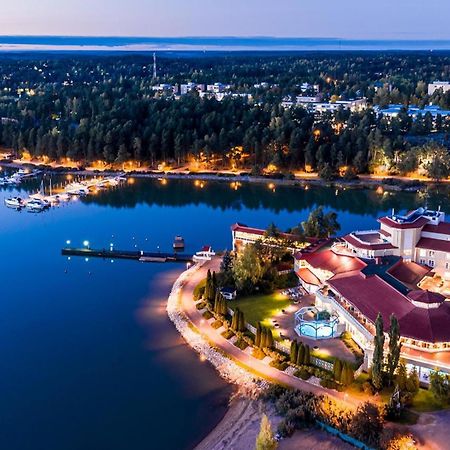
[[1, 0, 449, 40]]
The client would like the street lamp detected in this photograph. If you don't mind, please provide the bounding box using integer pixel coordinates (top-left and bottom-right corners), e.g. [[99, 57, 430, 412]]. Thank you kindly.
[[83, 240, 90, 249], [66, 240, 71, 245]]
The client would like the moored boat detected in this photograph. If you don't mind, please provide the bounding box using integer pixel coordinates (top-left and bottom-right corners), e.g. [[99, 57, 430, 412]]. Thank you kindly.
[[173, 235, 185, 250], [4, 197, 23, 209]]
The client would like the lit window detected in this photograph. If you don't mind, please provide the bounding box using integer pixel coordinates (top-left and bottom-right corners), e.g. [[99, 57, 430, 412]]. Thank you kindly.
[[420, 249, 426, 257]]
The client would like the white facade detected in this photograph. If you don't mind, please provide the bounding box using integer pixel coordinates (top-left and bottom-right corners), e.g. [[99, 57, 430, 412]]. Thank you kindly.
[[428, 81, 450, 96]]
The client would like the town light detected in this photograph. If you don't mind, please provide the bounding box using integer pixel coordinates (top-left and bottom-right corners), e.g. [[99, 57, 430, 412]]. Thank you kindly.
[[83, 240, 90, 248]]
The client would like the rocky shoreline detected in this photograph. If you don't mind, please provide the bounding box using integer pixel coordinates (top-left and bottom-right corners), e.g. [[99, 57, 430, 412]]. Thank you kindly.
[[166, 261, 270, 397]]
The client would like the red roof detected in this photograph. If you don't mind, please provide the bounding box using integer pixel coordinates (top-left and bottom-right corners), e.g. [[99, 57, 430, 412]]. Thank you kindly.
[[343, 234, 397, 251], [423, 222, 450, 236], [296, 268, 321, 286], [378, 216, 429, 229], [416, 237, 450, 253], [328, 272, 450, 343], [379, 229, 391, 237], [298, 249, 366, 274]]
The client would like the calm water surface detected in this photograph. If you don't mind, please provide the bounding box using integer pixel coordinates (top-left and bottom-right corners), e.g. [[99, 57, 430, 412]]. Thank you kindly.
[[0, 176, 448, 450]]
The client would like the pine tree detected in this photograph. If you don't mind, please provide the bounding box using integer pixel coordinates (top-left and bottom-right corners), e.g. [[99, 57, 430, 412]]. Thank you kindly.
[[238, 310, 246, 332], [372, 313, 385, 391], [290, 340, 298, 364], [255, 322, 262, 347], [304, 344, 311, 366], [333, 359, 342, 382], [255, 413, 277, 450], [387, 314, 402, 386], [213, 290, 220, 313], [297, 344, 305, 365]]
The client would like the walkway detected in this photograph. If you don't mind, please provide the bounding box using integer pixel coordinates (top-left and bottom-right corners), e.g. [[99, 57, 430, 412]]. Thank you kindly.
[[176, 257, 363, 409]]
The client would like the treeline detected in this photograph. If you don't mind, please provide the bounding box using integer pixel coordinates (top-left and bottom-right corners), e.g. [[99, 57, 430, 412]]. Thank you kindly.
[[0, 53, 449, 174]]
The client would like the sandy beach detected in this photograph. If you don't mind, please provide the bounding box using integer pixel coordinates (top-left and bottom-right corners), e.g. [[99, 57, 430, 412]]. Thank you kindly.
[[195, 396, 353, 450]]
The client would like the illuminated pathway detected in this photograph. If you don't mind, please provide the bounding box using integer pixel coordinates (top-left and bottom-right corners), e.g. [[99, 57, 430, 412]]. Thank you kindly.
[[176, 257, 364, 409]]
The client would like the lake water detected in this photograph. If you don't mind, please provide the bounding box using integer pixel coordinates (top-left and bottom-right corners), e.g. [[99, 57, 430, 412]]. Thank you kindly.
[[0, 176, 448, 450]]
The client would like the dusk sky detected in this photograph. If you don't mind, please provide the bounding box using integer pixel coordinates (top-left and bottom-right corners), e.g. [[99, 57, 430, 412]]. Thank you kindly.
[[2, 0, 450, 39]]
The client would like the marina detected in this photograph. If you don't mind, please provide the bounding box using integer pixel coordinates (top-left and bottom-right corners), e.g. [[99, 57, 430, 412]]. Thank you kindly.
[[3, 172, 126, 212]]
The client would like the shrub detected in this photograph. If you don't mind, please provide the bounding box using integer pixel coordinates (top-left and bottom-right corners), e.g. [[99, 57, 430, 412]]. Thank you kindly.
[[221, 329, 235, 340], [252, 347, 266, 360], [362, 381, 375, 395], [193, 279, 206, 300], [269, 360, 288, 371], [235, 339, 248, 350], [296, 368, 311, 380], [211, 320, 223, 329], [195, 301, 207, 310], [202, 310, 213, 320]]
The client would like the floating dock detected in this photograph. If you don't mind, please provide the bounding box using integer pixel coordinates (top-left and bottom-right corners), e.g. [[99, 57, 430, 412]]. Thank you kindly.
[[61, 247, 193, 263]]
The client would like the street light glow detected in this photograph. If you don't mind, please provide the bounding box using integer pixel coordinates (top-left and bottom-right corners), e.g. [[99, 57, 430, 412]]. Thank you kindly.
[[83, 240, 90, 247]]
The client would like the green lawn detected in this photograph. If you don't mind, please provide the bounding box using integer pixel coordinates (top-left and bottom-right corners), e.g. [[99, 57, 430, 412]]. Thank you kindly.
[[411, 388, 448, 413], [229, 292, 291, 330]]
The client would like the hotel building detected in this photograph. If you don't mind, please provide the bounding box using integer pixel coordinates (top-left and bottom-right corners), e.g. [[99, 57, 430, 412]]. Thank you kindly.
[[230, 208, 450, 383], [294, 207, 450, 383]]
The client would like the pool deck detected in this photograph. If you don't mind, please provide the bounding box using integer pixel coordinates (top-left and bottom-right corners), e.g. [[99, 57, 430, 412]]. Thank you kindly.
[[276, 294, 356, 364]]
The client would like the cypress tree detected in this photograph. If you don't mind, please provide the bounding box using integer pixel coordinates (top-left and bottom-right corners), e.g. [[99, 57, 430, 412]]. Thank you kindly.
[[290, 340, 298, 364], [387, 314, 402, 386], [372, 313, 385, 391], [220, 296, 227, 316], [205, 270, 211, 300], [255, 322, 262, 347], [231, 308, 239, 331], [260, 328, 267, 348], [238, 310, 245, 332], [297, 344, 305, 365], [266, 328, 274, 349], [304, 344, 311, 366], [333, 358, 342, 382], [213, 290, 220, 313], [212, 271, 217, 293]]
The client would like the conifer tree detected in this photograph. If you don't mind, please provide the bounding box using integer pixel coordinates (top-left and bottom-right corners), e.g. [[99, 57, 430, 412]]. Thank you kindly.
[[297, 344, 305, 365], [266, 328, 274, 349], [290, 340, 298, 364], [255, 322, 262, 347], [387, 314, 402, 386], [333, 358, 342, 382], [304, 344, 311, 366], [255, 413, 277, 450], [372, 313, 385, 390], [260, 328, 267, 348]]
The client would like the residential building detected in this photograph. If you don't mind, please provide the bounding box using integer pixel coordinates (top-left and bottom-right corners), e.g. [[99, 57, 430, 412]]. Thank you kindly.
[[428, 81, 450, 96]]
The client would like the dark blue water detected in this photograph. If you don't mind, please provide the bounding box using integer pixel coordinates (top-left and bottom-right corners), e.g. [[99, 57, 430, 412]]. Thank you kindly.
[[1, 35, 450, 51], [0, 177, 447, 450]]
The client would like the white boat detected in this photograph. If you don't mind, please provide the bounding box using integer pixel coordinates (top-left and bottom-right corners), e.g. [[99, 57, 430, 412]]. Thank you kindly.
[[25, 199, 48, 212], [4, 197, 23, 208]]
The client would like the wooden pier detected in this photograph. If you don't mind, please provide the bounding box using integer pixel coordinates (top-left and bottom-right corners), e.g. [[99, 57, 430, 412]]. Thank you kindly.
[[61, 247, 193, 263]]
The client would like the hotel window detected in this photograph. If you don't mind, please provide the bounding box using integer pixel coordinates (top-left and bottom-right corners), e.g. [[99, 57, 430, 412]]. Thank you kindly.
[[419, 259, 426, 265], [447, 253, 450, 260], [419, 249, 426, 257], [429, 250, 435, 257], [446, 262, 450, 270], [429, 259, 435, 267]]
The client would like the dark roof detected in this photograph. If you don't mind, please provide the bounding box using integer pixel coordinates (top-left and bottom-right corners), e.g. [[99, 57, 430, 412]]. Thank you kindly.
[[416, 237, 450, 253], [422, 222, 450, 236], [408, 290, 446, 305]]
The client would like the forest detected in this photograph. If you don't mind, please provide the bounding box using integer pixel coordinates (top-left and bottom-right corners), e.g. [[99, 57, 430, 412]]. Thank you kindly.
[[0, 51, 449, 177]]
